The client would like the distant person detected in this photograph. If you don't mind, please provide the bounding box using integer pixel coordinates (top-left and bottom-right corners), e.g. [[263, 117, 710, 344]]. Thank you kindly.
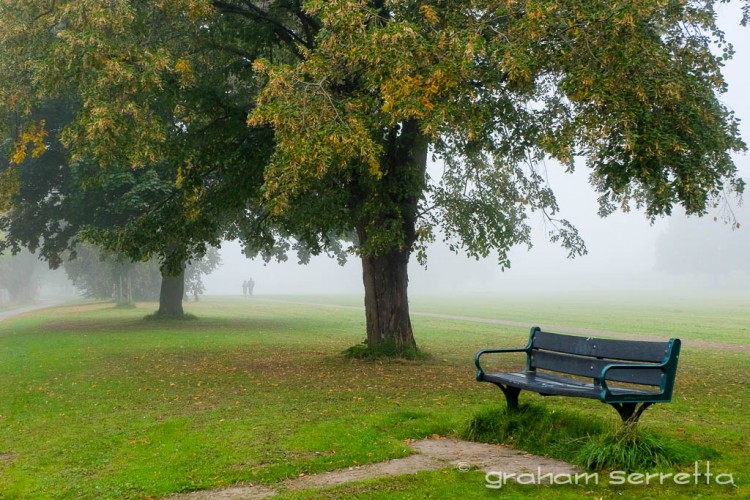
[[247, 277, 255, 296], [242, 280, 248, 296]]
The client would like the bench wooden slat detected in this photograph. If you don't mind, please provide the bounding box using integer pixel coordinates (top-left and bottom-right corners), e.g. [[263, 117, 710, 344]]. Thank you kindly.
[[531, 350, 664, 386], [483, 371, 662, 399], [532, 330, 669, 362]]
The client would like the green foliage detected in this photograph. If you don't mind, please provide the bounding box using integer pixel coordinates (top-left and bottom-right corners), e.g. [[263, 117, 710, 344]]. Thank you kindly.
[[0, 2, 287, 276], [251, 0, 745, 269], [0, 101, 82, 267], [2, 1, 747, 348], [0, 100, 223, 304], [2, 1, 747, 257]]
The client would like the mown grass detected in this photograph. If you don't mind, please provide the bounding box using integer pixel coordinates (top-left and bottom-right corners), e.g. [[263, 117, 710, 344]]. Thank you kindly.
[[270, 292, 750, 344], [0, 295, 748, 498]]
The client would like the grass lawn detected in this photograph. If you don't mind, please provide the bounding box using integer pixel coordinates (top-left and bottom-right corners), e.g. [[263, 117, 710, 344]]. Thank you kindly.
[[0, 295, 748, 498], [268, 291, 750, 344]]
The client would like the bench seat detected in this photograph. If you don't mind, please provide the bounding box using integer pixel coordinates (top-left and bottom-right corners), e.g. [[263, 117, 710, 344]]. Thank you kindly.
[[482, 371, 661, 400]]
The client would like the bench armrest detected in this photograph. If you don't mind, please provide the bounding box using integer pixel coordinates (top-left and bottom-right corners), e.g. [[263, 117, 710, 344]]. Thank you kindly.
[[475, 327, 540, 381], [598, 361, 668, 402], [475, 346, 531, 381], [598, 338, 680, 402]]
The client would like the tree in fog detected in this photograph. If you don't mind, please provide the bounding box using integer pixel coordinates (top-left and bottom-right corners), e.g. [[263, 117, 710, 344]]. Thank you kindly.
[[656, 204, 750, 282], [64, 243, 221, 304], [0, 101, 230, 315], [0, 250, 41, 303], [63, 243, 161, 305], [0, 4, 277, 316], [184, 247, 222, 301]]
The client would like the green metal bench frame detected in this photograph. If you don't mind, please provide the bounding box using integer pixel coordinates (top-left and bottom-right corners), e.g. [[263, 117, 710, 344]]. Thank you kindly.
[[475, 327, 681, 424]]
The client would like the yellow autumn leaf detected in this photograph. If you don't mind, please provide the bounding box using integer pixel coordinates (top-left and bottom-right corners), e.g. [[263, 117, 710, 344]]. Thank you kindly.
[[175, 57, 194, 85], [10, 120, 47, 165], [420, 5, 439, 25]]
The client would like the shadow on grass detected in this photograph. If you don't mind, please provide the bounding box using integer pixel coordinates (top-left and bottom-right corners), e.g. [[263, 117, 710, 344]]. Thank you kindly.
[[143, 312, 200, 321], [460, 403, 716, 472]]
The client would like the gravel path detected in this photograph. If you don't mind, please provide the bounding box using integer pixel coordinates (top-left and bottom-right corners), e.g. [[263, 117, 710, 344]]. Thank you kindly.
[[0, 299, 64, 322], [166, 438, 579, 499]]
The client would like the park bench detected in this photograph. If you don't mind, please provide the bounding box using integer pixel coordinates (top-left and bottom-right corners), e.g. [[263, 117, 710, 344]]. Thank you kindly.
[[475, 327, 681, 424]]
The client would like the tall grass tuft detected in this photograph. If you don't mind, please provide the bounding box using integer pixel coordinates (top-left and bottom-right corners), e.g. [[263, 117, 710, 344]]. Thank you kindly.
[[576, 424, 717, 472], [462, 403, 715, 472], [461, 404, 601, 461]]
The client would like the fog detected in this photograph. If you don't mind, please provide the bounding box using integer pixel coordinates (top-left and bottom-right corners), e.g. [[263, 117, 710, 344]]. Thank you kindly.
[[201, 5, 750, 298], [204, 188, 680, 296]]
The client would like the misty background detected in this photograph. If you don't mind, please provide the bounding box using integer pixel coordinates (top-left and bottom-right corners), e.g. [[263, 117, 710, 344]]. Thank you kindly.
[[20, 2, 750, 301]]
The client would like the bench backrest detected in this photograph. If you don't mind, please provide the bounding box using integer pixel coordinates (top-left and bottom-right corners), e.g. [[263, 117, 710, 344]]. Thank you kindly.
[[528, 328, 678, 387]]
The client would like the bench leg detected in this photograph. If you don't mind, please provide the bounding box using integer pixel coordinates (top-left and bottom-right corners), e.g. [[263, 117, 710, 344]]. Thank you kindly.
[[610, 402, 654, 425], [492, 383, 521, 412]]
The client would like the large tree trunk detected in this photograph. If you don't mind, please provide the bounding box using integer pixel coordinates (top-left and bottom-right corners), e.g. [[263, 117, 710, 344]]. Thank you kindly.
[[356, 120, 427, 353], [157, 267, 185, 316], [361, 247, 415, 349]]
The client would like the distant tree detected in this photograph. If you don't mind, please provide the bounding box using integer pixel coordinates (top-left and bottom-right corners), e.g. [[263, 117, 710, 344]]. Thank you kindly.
[[184, 246, 222, 301], [656, 205, 750, 281], [0, 250, 41, 303], [63, 242, 222, 304], [62, 243, 161, 304]]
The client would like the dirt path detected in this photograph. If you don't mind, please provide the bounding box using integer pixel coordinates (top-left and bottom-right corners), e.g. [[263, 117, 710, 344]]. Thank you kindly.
[[167, 438, 579, 499], [0, 299, 64, 322], [262, 298, 750, 354]]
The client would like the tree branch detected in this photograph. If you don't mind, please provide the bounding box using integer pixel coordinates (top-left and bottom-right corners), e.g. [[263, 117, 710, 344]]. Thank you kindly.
[[32, 0, 56, 22], [211, 0, 310, 57]]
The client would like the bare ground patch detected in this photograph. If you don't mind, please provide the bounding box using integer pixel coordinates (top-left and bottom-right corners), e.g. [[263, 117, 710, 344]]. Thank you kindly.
[[0, 452, 18, 468], [166, 437, 578, 499]]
